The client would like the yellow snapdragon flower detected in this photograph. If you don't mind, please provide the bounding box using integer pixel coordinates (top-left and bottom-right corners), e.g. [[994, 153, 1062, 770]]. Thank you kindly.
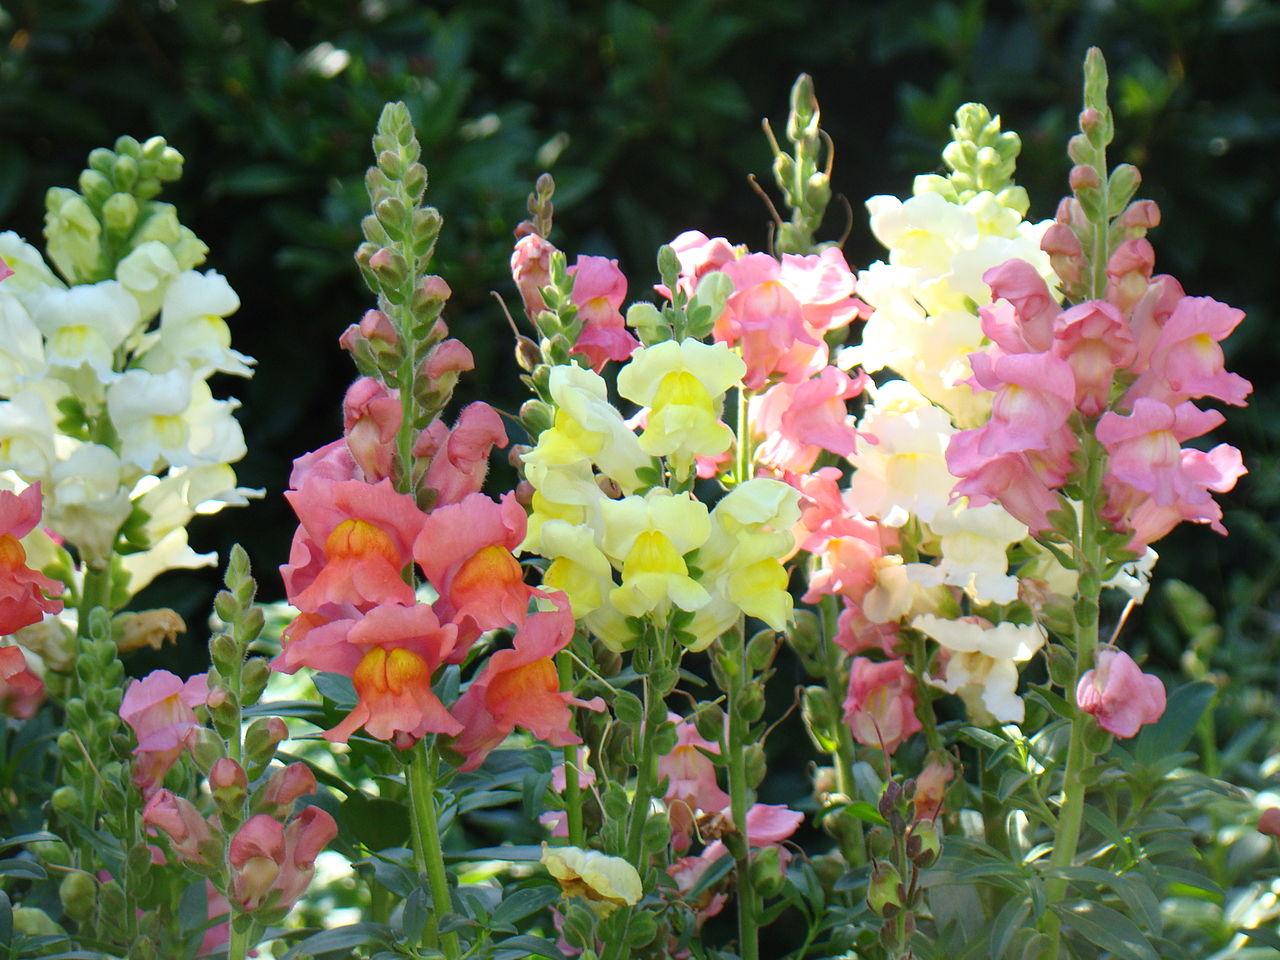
[[539, 519, 615, 617], [522, 363, 650, 493], [601, 489, 710, 618], [616, 338, 744, 477], [683, 479, 800, 648], [541, 844, 642, 916]]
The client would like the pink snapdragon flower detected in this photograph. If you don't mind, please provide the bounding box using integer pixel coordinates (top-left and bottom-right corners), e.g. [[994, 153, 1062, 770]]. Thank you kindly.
[[415, 401, 508, 506], [1126, 296, 1252, 407], [143, 789, 215, 864], [413, 491, 532, 643], [323, 603, 462, 747], [981, 259, 1057, 351], [1051, 301, 1136, 416], [0, 485, 64, 634], [751, 366, 864, 474], [449, 602, 605, 770], [714, 249, 865, 388], [120, 670, 209, 792], [844, 657, 921, 755], [967, 351, 1077, 456], [1096, 398, 1224, 505], [661, 230, 738, 299], [833, 601, 900, 658], [342, 378, 402, 482], [660, 714, 730, 852], [282, 478, 425, 613], [0, 646, 44, 719], [569, 255, 637, 371], [228, 807, 337, 913], [1076, 648, 1166, 738], [511, 232, 557, 319]]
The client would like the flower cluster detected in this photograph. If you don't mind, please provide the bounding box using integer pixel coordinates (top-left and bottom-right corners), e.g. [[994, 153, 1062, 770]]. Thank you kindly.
[[273, 106, 602, 773], [0, 137, 255, 662]]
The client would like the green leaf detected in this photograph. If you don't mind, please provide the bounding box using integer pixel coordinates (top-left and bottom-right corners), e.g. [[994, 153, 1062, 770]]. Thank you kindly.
[[282, 923, 394, 959], [446, 845, 545, 863], [1057, 900, 1158, 960], [1133, 681, 1215, 766], [0, 858, 47, 880], [312, 672, 357, 709], [493, 934, 566, 959], [990, 895, 1032, 958], [490, 884, 560, 930], [339, 794, 411, 851]]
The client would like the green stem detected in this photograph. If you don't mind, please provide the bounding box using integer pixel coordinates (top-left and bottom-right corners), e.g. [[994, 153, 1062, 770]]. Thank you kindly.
[[624, 675, 659, 865], [909, 631, 943, 756], [1041, 448, 1104, 957], [735, 384, 752, 484], [408, 742, 461, 960], [227, 924, 251, 960], [727, 620, 759, 960], [818, 595, 864, 867], [557, 652, 585, 847]]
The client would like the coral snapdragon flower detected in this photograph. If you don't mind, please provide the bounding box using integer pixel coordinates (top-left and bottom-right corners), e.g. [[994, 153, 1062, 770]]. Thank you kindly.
[[283, 478, 425, 613], [0, 485, 64, 634], [450, 602, 604, 770], [414, 491, 531, 643]]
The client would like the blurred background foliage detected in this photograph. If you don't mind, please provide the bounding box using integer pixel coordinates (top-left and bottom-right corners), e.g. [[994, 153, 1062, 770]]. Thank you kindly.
[[1, 0, 1278, 805]]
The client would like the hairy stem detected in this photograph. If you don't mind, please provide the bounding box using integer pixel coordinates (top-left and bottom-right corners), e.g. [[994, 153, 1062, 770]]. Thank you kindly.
[[1041, 445, 1104, 956], [408, 742, 461, 959], [727, 620, 759, 960], [557, 651, 585, 847]]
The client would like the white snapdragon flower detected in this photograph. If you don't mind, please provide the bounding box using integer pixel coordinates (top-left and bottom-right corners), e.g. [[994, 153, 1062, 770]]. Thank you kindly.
[[0, 390, 59, 478], [0, 291, 48, 394], [117, 240, 180, 322], [46, 442, 132, 564], [913, 613, 1046, 724], [927, 500, 1028, 605], [130, 463, 260, 546], [108, 369, 246, 471], [846, 380, 957, 527], [862, 556, 949, 624], [852, 188, 1056, 426], [0, 232, 64, 310], [33, 280, 140, 381], [119, 527, 216, 597], [183, 380, 247, 466], [140, 270, 253, 377]]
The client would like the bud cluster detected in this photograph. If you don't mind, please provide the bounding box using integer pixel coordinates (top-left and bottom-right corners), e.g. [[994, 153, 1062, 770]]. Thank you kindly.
[[865, 776, 945, 955], [763, 73, 834, 254]]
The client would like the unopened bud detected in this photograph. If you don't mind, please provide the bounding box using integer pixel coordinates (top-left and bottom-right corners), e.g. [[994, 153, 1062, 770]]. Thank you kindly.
[[51, 786, 79, 814], [1259, 808, 1280, 839], [1069, 164, 1101, 191], [750, 844, 786, 898], [262, 762, 318, 812], [244, 717, 288, 765], [694, 703, 725, 743], [420, 274, 452, 303], [514, 480, 536, 509], [520, 399, 554, 438], [210, 758, 249, 810], [59, 871, 97, 922]]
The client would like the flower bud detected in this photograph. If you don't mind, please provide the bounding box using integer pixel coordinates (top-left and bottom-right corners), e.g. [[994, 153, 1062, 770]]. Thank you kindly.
[[750, 844, 786, 898], [211, 758, 249, 811], [262, 762, 318, 813], [244, 717, 288, 766], [1068, 164, 1101, 191], [51, 785, 79, 815], [1259, 808, 1280, 839], [189, 726, 226, 773], [515, 335, 542, 371], [520, 399, 554, 438], [13, 906, 63, 938], [694, 703, 725, 744], [59, 871, 97, 922]]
